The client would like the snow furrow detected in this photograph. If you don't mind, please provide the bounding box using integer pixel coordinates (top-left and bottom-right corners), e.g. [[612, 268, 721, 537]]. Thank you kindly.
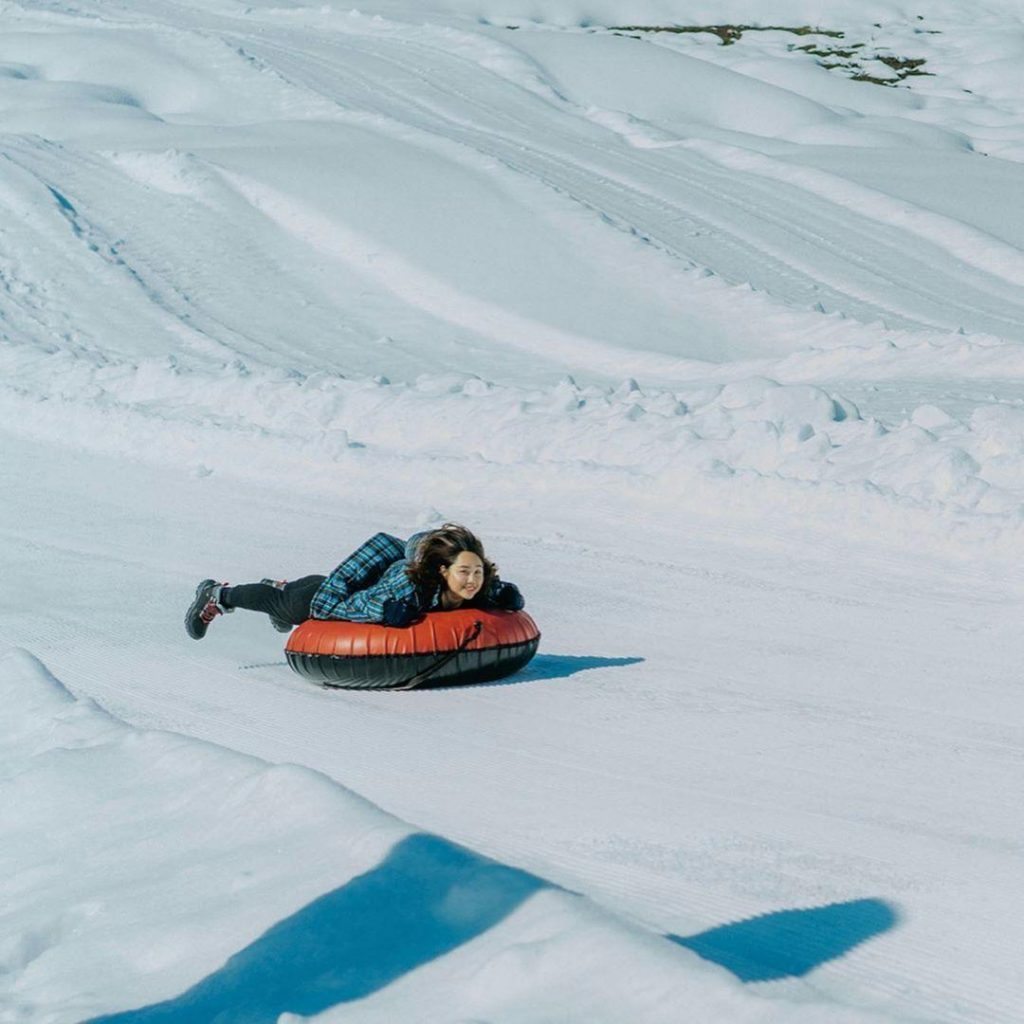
[[237, 25, 1024, 343]]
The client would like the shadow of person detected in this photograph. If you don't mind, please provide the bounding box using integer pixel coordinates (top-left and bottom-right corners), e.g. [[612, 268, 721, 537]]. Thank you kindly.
[[668, 898, 899, 982], [85, 833, 550, 1023]]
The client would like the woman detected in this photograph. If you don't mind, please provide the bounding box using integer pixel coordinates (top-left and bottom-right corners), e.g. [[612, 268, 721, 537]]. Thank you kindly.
[[185, 523, 524, 640]]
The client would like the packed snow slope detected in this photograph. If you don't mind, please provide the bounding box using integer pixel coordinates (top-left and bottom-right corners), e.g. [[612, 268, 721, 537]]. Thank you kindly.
[[2, 646, 905, 1024], [2, 0, 1024, 1021]]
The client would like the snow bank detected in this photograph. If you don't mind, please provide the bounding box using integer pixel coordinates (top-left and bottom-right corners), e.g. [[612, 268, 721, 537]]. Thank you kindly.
[[2, 0, 1024, 549], [3, 337, 1023, 523], [683, 139, 1024, 289], [491, 29, 838, 142], [0, 647, 406, 1021], [418, 0, 1023, 27], [0, 649, 897, 1023]]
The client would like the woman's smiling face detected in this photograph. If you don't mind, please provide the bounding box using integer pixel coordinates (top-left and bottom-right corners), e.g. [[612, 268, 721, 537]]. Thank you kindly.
[[440, 551, 485, 604]]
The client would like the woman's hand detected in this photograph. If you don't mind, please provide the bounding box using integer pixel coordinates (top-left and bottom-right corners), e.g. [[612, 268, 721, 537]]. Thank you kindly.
[[491, 581, 525, 611], [382, 599, 419, 627]]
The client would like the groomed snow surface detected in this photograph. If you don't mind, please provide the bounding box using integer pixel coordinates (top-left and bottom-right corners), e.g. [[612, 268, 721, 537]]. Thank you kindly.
[[2, 0, 1023, 1021]]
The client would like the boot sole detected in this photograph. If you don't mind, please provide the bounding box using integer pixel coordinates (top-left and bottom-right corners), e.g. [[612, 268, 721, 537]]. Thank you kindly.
[[185, 579, 218, 640]]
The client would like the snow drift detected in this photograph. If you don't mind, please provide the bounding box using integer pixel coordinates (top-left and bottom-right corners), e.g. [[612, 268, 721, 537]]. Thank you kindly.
[[1, 650, 895, 1023]]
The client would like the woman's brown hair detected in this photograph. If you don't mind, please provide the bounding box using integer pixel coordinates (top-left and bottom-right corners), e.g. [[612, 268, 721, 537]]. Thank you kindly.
[[406, 523, 497, 601]]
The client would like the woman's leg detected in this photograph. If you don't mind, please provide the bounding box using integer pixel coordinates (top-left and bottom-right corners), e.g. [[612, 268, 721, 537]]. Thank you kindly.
[[222, 575, 326, 626]]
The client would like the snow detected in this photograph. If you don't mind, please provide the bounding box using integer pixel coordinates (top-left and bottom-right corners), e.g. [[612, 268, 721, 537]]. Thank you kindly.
[[0, 646, 901, 1023], [2, 0, 1024, 1020]]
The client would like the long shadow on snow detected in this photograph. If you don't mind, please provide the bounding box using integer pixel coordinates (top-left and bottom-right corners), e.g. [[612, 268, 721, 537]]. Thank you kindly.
[[508, 653, 644, 682], [240, 655, 643, 686], [84, 843, 896, 1021], [491, 651, 643, 684], [416, 653, 645, 690], [84, 833, 549, 1024], [669, 898, 898, 982]]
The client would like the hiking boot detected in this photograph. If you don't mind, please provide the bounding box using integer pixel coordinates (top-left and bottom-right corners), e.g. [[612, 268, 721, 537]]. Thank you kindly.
[[185, 579, 230, 640], [261, 578, 294, 633]]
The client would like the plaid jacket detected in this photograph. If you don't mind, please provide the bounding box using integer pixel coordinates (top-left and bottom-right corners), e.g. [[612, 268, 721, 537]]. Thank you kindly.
[[310, 531, 517, 623], [310, 533, 423, 622]]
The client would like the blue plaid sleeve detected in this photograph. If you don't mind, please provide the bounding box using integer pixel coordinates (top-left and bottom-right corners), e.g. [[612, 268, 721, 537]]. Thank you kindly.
[[312, 561, 419, 623], [310, 533, 407, 620]]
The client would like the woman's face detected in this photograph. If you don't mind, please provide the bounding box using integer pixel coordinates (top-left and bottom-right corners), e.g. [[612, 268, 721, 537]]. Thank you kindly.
[[440, 551, 485, 603]]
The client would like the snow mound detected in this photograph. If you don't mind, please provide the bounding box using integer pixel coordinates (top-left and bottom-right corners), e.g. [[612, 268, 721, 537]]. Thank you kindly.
[[0, 648, 896, 1023], [497, 29, 838, 142], [3, 338, 1022, 521]]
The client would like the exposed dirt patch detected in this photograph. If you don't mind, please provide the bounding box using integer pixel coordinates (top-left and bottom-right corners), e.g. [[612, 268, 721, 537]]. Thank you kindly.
[[601, 24, 934, 88], [791, 43, 933, 86], [609, 24, 844, 46]]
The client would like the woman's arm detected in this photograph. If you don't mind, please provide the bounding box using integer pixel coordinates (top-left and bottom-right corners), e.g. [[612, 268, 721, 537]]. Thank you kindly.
[[327, 533, 406, 592], [311, 533, 406, 619], [312, 560, 421, 623]]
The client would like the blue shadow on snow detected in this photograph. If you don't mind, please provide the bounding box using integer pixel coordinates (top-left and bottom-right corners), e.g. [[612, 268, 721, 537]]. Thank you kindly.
[[669, 897, 898, 982], [516, 653, 644, 682], [85, 833, 549, 1024], [85, 834, 896, 1020]]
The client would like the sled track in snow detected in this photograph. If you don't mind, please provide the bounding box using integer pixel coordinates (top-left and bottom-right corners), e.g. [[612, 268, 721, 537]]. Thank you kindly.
[[4, 432, 1022, 1023], [233, 27, 1024, 345]]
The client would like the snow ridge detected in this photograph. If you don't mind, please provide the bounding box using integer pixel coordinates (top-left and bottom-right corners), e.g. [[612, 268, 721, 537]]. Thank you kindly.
[[4, 337, 1024, 522], [0, 650, 897, 1024]]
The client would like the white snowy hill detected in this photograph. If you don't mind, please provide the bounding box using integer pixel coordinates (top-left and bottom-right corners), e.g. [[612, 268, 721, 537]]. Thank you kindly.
[[1, 0, 1023, 1021]]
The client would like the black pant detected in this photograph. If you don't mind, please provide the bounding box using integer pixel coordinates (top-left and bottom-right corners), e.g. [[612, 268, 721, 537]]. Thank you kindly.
[[222, 575, 326, 625]]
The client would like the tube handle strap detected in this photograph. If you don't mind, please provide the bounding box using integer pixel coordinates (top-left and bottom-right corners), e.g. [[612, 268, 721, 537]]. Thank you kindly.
[[393, 619, 484, 691]]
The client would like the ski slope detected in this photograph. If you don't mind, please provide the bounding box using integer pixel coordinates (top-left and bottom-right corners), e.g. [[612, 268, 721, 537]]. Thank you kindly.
[[2, 1, 1024, 1021]]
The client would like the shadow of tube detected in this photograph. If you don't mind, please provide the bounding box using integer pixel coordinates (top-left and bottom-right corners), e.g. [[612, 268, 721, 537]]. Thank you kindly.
[[517, 653, 645, 681]]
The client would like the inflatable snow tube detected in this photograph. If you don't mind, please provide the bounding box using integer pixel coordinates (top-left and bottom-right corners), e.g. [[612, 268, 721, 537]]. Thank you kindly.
[[286, 608, 541, 690]]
